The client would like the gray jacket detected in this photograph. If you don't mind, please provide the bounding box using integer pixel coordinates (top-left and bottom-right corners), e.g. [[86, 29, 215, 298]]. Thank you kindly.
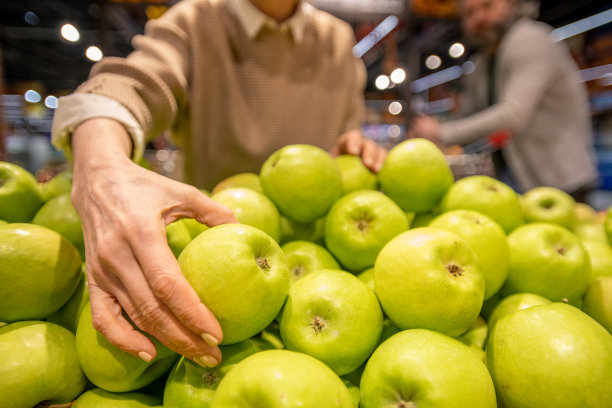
[[440, 18, 598, 192]]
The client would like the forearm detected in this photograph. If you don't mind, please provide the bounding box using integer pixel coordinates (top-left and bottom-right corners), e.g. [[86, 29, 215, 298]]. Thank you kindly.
[[72, 118, 133, 168]]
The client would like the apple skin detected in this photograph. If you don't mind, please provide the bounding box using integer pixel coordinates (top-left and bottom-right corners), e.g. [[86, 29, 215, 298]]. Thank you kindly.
[[486, 303, 612, 407], [581, 239, 612, 280], [375, 227, 485, 337], [357, 267, 374, 291], [0, 321, 86, 408], [210, 349, 354, 407], [324, 190, 409, 272], [260, 144, 342, 223], [430, 209, 510, 299], [178, 223, 290, 344], [457, 316, 488, 361], [281, 240, 340, 283], [441, 175, 523, 234], [279, 215, 326, 245], [73, 388, 162, 408], [165, 219, 193, 258], [0, 223, 81, 323], [211, 172, 264, 195], [605, 206, 612, 246], [163, 339, 261, 408], [40, 169, 73, 202], [76, 303, 178, 392], [409, 211, 438, 228], [0, 161, 43, 222], [581, 277, 612, 333], [487, 292, 551, 329], [521, 186, 576, 229], [360, 329, 496, 408], [574, 222, 607, 244], [46, 263, 90, 333], [501, 223, 591, 304], [334, 154, 378, 195], [574, 202, 598, 224], [379, 138, 454, 213], [279, 269, 383, 375], [212, 187, 281, 242]]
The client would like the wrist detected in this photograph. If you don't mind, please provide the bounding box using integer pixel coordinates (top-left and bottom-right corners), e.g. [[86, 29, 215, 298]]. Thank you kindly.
[[72, 118, 133, 166]]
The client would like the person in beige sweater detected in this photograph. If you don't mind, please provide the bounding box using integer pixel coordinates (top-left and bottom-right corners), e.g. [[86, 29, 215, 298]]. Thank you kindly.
[[51, 0, 385, 368], [411, 0, 598, 199]]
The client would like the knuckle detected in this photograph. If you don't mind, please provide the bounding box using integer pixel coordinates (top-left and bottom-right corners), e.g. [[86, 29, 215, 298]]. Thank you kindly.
[[150, 273, 178, 302]]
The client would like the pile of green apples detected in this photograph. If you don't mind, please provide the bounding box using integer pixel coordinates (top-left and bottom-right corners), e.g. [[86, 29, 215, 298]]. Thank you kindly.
[[1, 139, 611, 408]]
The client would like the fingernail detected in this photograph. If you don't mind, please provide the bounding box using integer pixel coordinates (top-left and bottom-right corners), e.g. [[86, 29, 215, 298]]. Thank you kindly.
[[202, 333, 220, 347], [196, 355, 218, 367], [138, 351, 153, 363]]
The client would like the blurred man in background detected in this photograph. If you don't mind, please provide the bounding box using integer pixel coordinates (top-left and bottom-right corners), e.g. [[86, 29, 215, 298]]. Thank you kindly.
[[411, 0, 599, 200]]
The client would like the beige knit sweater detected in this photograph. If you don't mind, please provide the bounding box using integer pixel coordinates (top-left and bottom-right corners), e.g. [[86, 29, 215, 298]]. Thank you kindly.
[[74, 0, 366, 189]]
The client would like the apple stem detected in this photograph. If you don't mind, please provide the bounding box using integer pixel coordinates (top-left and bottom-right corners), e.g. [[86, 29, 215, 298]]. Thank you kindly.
[[256, 256, 271, 271]]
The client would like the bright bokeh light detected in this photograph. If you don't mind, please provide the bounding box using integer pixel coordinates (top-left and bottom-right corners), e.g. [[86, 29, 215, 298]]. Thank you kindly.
[[375, 75, 391, 90], [390, 68, 407, 84], [24, 90, 41, 103], [425, 55, 442, 70], [61, 23, 80, 42], [86, 46, 103, 62], [387, 124, 401, 140], [449, 42, 465, 58], [45, 95, 59, 109], [24, 11, 39, 26], [388, 101, 403, 115]]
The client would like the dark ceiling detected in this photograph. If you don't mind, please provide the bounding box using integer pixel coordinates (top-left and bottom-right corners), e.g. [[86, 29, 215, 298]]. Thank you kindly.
[[0, 0, 610, 93]]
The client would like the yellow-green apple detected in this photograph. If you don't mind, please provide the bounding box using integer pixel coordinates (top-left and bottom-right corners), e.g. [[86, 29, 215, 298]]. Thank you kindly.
[[457, 316, 488, 361], [179, 224, 290, 344], [334, 154, 378, 194], [486, 303, 612, 407], [487, 292, 551, 329], [574, 222, 607, 243], [281, 240, 339, 283], [211, 172, 264, 195], [32, 192, 85, 259], [0, 161, 43, 222], [325, 190, 408, 272], [378, 138, 454, 213], [430, 209, 509, 299], [279, 215, 325, 245], [46, 263, 90, 333], [375, 228, 485, 337], [343, 379, 360, 408], [441, 175, 523, 233], [409, 211, 438, 228], [279, 269, 383, 375], [210, 349, 353, 407], [605, 206, 612, 245], [480, 292, 503, 320], [39, 168, 73, 202], [357, 267, 374, 291], [74, 388, 162, 407], [582, 239, 612, 280], [250, 320, 284, 351], [0, 321, 86, 407], [260, 144, 342, 223], [360, 329, 496, 408], [521, 186, 576, 229], [0, 223, 81, 323], [581, 277, 612, 333], [574, 202, 598, 224], [165, 219, 193, 258], [76, 303, 178, 392], [212, 187, 281, 242], [0, 220, 6, 225], [181, 218, 209, 240], [501, 223, 591, 304], [163, 340, 260, 408]]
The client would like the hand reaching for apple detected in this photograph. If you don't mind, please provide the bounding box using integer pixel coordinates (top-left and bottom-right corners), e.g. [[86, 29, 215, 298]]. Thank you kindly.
[[331, 129, 387, 173], [70, 118, 237, 368]]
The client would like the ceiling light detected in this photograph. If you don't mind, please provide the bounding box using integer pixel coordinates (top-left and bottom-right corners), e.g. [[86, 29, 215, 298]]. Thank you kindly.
[[390, 68, 407, 84], [45, 96, 59, 109], [375, 75, 390, 90], [388, 101, 403, 115], [61, 24, 80, 42], [449, 43, 465, 58], [425, 55, 442, 70], [24, 90, 41, 103], [86, 46, 103, 62]]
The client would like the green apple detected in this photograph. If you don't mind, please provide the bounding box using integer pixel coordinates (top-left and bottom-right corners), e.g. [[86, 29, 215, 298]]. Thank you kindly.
[[357, 267, 374, 291], [457, 316, 488, 361], [605, 206, 612, 245], [163, 340, 260, 408], [212, 187, 281, 242], [430, 209, 510, 299], [486, 303, 612, 407], [375, 227, 485, 337], [582, 277, 612, 333], [76, 303, 178, 392], [582, 239, 612, 280], [334, 154, 378, 194], [281, 240, 339, 283], [379, 138, 454, 213], [480, 291, 503, 321], [210, 349, 353, 407], [0, 161, 43, 222], [574, 222, 607, 243], [179, 224, 290, 344], [0, 321, 86, 407], [521, 186, 576, 229], [46, 263, 90, 333], [441, 175, 523, 233], [360, 329, 496, 408], [279, 269, 383, 375], [409, 211, 438, 228], [487, 292, 551, 328], [324, 190, 408, 272], [74, 388, 162, 408], [32, 192, 85, 259], [0, 223, 81, 323], [501, 223, 591, 303], [343, 378, 360, 408], [182, 218, 209, 239], [279, 215, 325, 245], [251, 320, 285, 351], [260, 144, 342, 223], [574, 202, 598, 224], [165, 219, 193, 258], [40, 168, 73, 202], [0, 220, 6, 225], [211, 172, 264, 195]]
